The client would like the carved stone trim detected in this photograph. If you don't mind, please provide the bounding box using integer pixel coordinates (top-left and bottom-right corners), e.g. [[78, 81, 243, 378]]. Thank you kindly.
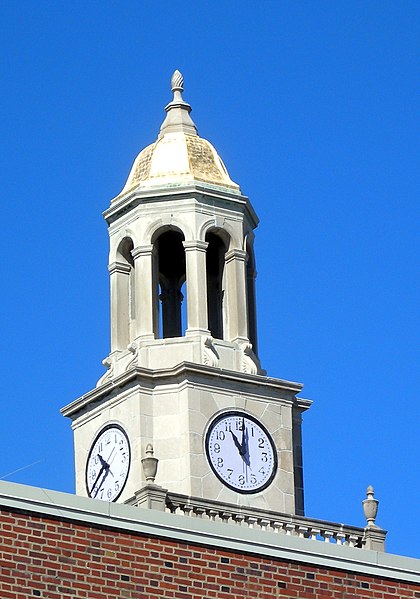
[[125, 342, 139, 370], [108, 261, 132, 275], [182, 240, 208, 252], [61, 362, 305, 419], [96, 355, 115, 387], [131, 245, 155, 259], [225, 249, 247, 263], [203, 337, 219, 367], [241, 343, 258, 375]]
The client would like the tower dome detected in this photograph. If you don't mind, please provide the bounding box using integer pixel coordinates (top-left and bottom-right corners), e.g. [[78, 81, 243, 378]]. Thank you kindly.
[[118, 70, 240, 196]]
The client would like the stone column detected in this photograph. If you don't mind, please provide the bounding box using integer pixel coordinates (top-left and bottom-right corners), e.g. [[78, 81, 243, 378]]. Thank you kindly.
[[224, 249, 248, 343], [109, 261, 131, 351], [132, 245, 157, 340], [183, 240, 209, 334]]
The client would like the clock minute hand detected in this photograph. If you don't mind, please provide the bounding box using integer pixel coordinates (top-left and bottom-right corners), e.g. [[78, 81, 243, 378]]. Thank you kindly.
[[105, 447, 116, 477], [240, 418, 251, 458], [242, 424, 251, 467]]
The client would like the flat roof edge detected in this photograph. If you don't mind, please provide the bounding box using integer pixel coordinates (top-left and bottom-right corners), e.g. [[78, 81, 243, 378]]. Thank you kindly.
[[0, 480, 418, 584]]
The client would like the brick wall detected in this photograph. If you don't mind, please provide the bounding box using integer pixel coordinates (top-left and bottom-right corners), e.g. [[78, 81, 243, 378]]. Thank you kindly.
[[1, 508, 419, 599]]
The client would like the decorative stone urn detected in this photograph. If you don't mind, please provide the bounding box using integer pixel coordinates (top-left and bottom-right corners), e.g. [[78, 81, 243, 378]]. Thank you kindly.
[[363, 485, 379, 527], [141, 444, 159, 483]]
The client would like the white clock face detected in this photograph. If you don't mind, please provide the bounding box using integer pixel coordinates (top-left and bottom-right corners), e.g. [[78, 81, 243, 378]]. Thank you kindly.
[[205, 412, 277, 494], [86, 424, 130, 502]]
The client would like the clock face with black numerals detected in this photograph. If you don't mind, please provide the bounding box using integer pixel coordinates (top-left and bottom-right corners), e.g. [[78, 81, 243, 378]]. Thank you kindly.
[[85, 424, 130, 502], [205, 411, 277, 494]]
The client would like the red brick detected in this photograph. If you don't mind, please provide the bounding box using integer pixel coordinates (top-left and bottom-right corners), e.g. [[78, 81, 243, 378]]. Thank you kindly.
[[0, 507, 418, 599]]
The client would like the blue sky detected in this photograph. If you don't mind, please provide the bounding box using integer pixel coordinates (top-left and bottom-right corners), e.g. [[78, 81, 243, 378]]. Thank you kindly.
[[0, 2, 418, 557]]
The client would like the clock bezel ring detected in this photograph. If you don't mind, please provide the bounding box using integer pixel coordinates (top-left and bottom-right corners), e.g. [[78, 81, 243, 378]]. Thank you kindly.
[[85, 422, 131, 502], [204, 410, 278, 495]]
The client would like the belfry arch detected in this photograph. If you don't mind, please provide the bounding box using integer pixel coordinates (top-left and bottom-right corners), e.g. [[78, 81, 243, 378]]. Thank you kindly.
[[153, 228, 186, 339]]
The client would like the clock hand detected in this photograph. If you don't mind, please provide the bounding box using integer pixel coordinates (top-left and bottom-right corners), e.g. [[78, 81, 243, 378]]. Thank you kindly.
[[233, 418, 251, 467], [98, 454, 108, 468], [91, 446, 118, 497], [105, 447, 116, 478], [231, 423, 251, 466], [230, 430, 242, 454], [242, 423, 251, 467], [90, 457, 107, 495], [106, 447, 116, 463], [92, 465, 111, 498]]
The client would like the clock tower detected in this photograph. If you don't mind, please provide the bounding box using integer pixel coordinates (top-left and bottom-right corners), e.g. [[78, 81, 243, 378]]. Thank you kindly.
[[62, 71, 311, 515]]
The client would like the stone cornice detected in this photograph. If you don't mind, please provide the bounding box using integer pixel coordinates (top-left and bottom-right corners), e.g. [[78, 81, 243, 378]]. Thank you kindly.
[[0, 480, 418, 584], [103, 184, 258, 230], [61, 362, 308, 419]]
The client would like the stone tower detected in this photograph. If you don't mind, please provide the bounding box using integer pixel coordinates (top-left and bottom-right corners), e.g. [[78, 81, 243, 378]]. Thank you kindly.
[[62, 71, 311, 515]]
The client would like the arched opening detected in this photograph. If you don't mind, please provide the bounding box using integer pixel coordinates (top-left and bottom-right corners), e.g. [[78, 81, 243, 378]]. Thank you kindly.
[[246, 240, 258, 355], [155, 229, 186, 338], [118, 238, 135, 267], [180, 280, 188, 336], [206, 232, 226, 340]]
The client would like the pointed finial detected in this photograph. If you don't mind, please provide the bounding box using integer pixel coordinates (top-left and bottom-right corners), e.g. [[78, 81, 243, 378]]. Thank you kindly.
[[171, 70, 184, 93], [159, 69, 197, 137]]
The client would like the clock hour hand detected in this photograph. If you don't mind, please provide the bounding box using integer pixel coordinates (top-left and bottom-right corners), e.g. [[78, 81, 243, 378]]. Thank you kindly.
[[93, 465, 111, 498], [230, 430, 242, 454], [98, 454, 108, 468], [90, 459, 107, 496], [231, 424, 251, 466], [91, 448, 116, 497]]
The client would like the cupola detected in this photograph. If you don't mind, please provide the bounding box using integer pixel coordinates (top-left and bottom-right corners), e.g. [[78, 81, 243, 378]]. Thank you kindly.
[[117, 70, 240, 197]]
